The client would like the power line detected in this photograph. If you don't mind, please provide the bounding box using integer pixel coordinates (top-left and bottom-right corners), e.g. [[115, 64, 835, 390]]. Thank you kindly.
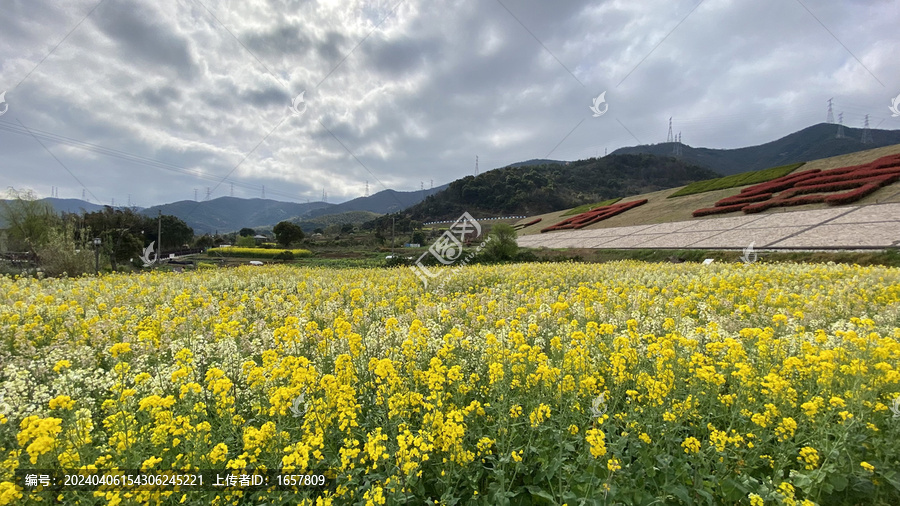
[[0, 120, 307, 202]]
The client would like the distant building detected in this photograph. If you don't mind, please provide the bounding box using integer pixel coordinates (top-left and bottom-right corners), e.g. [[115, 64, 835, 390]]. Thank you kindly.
[[253, 234, 268, 244]]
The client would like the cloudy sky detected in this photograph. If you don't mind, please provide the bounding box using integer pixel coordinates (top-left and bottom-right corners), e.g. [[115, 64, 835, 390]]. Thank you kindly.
[[1, 0, 898, 207]]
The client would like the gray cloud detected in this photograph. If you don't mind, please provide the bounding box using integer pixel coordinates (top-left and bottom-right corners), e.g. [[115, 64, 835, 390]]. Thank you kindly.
[[0, 0, 897, 207]]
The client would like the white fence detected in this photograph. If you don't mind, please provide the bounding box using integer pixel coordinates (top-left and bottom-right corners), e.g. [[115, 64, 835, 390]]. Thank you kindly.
[[424, 216, 527, 226]]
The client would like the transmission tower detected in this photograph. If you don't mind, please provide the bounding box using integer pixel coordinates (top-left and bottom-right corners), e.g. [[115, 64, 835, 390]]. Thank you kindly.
[[365, 180, 369, 197], [861, 115, 873, 144], [322, 188, 327, 203], [667, 117, 674, 143], [826, 98, 835, 123], [430, 179, 433, 191], [674, 132, 683, 156], [836, 112, 845, 139], [205, 187, 211, 201], [420, 181, 424, 191], [262, 185, 265, 199], [194, 189, 198, 201], [230, 183, 234, 197], [127, 194, 131, 207], [82, 189, 86, 201], [475, 155, 479, 176], [111, 198, 115, 207]]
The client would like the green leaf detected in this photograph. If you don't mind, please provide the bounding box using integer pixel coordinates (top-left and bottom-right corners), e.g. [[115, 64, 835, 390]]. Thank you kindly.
[[671, 485, 691, 504], [831, 474, 848, 492], [525, 485, 556, 502]]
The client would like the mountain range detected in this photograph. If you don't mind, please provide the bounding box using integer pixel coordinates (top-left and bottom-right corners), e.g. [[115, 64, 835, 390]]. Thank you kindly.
[[6, 122, 899, 233], [611, 123, 900, 175]]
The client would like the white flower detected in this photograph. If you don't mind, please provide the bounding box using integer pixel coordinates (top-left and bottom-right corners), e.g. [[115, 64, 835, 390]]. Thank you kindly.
[[890, 396, 900, 419], [590, 393, 607, 419]]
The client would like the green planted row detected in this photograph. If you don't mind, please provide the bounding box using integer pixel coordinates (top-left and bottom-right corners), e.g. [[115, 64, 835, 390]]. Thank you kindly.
[[668, 162, 805, 198]]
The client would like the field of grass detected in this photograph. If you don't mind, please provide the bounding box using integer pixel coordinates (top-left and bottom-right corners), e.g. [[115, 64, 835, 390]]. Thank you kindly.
[[526, 247, 900, 268], [559, 198, 623, 217], [667, 163, 805, 198], [206, 247, 312, 259], [2, 262, 900, 505]]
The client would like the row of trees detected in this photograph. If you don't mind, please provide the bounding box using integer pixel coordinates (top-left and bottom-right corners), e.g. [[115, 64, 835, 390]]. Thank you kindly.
[[1, 189, 193, 276]]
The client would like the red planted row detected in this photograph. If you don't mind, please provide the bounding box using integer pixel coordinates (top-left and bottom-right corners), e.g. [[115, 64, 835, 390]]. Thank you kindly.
[[692, 203, 747, 217], [743, 194, 827, 213], [782, 174, 900, 198], [824, 182, 883, 205], [542, 199, 647, 232], [692, 154, 900, 217], [794, 167, 900, 187], [714, 193, 773, 207]]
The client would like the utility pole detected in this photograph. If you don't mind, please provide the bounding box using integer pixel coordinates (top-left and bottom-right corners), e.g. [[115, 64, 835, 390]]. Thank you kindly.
[[158, 210, 162, 265]]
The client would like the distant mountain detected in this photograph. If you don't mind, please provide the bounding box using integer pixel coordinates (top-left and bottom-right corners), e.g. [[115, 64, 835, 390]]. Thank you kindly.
[[305, 186, 448, 218], [1, 185, 448, 235], [42, 198, 109, 214], [138, 197, 331, 235], [126, 187, 451, 234], [398, 154, 721, 222], [0, 198, 110, 228], [611, 123, 900, 175], [252, 210, 381, 233]]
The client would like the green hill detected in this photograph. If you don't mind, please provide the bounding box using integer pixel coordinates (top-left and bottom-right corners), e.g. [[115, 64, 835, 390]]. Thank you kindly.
[[612, 123, 900, 176], [396, 154, 720, 222]]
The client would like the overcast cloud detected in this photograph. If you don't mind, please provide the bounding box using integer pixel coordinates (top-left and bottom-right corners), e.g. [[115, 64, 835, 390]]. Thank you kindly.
[[1, 0, 898, 206]]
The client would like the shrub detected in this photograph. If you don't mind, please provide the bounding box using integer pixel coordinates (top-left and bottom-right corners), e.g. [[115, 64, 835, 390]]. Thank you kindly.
[[34, 223, 94, 277], [481, 224, 519, 261], [273, 250, 295, 261]]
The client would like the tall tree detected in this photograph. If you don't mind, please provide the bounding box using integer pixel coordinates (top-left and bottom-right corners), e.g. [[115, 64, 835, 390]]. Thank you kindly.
[[273, 221, 304, 247], [0, 188, 60, 254]]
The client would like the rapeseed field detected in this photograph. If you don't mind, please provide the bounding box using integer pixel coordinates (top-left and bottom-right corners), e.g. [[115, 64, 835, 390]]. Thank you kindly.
[[1, 261, 899, 505]]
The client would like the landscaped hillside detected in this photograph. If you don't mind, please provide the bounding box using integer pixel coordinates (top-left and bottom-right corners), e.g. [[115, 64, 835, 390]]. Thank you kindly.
[[612, 123, 900, 176], [515, 143, 900, 236], [399, 154, 720, 221]]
